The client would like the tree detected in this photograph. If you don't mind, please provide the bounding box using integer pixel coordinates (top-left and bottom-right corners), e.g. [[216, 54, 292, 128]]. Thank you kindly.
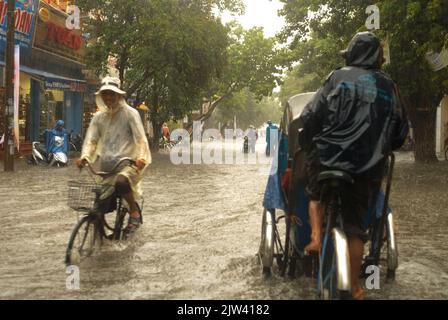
[[278, 0, 448, 162], [212, 88, 283, 129], [78, 0, 242, 147], [378, 0, 448, 162], [277, 67, 319, 106], [190, 24, 288, 128]]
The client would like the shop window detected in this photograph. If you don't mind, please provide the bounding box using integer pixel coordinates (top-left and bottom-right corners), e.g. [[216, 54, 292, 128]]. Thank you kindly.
[[19, 94, 30, 141], [55, 101, 64, 121]]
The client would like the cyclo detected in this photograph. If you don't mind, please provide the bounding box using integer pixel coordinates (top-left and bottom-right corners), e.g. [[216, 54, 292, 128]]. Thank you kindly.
[[258, 92, 398, 299], [65, 157, 144, 266]]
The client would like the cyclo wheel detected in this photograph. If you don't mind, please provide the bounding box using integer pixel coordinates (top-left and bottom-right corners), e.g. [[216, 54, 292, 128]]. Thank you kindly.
[[65, 215, 98, 266], [259, 209, 275, 277]]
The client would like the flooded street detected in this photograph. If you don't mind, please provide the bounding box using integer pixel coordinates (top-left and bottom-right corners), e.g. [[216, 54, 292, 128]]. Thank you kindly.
[[1, 143, 448, 300]]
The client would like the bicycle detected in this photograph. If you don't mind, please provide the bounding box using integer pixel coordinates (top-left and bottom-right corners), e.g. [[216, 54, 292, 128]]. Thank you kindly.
[[316, 170, 354, 300], [317, 153, 398, 299], [159, 137, 175, 150], [65, 157, 143, 266]]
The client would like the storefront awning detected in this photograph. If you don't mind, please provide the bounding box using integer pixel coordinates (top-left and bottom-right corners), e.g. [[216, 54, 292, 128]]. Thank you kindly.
[[0, 61, 87, 92]]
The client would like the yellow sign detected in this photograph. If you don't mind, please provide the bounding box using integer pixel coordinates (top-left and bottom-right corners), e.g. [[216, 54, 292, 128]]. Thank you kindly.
[[39, 8, 50, 23], [33, 1, 84, 63]]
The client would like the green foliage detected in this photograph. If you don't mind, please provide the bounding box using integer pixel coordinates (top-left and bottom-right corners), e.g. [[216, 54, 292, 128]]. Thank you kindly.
[[278, 0, 448, 160], [79, 0, 284, 133], [278, 0, 448, 101], [205, 24, 288, 103], [277, 67, 319, 106], [278, 0, 373, 88], [377, 0, 448, 107], [78, 0, 243, 126], [212, 88, 282, 129]]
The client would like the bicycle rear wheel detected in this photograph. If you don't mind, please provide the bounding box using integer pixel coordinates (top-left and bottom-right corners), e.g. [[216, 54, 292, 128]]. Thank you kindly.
[[386, 212, 398, 281], [65, 215, 98, 266], [318, 228, 351, 300]]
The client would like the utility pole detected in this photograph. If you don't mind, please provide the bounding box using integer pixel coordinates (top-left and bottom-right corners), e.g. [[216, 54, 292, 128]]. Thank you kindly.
[[3, 0, 15, 171]]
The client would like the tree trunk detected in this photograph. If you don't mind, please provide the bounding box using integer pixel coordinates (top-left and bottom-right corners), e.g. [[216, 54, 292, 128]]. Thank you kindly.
[[185, 92, 232, 132], [409, 107, 438, 163], [150, 120, 162, 152]]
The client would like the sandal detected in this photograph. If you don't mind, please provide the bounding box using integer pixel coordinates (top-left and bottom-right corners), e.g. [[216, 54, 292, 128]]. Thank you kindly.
[[124, 215, 142, 237]]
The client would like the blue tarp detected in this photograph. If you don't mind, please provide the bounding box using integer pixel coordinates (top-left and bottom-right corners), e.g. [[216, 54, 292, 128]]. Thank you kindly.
[[44, 128, 69, 155], [262, 129, 390, 252], [263, 132, 288, 211]]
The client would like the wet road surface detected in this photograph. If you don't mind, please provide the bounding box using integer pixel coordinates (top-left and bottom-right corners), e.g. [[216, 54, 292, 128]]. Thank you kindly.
[[0, 144, 447, 300]]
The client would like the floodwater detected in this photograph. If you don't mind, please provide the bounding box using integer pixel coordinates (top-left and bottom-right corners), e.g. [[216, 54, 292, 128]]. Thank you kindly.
[[0, 142, 447, 300]]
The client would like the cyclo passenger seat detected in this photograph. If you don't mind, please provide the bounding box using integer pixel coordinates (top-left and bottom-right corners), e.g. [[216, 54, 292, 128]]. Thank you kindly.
[[317, 170, 354, 203]]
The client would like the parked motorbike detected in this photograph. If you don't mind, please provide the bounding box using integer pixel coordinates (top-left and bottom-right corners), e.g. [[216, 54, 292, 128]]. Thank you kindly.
[[28, 124, 69, 167], [69, 130, 83, 153]]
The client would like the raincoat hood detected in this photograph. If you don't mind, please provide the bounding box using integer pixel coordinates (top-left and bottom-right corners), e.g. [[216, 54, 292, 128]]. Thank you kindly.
[[342, 32, 382, 70], [95, 94, 127, 114], [55, 120, 64, 128], [299, 34, 409, 176]]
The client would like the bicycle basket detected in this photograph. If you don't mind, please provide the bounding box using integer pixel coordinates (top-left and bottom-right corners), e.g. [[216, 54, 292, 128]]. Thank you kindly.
[[67, 180, 101, 212]]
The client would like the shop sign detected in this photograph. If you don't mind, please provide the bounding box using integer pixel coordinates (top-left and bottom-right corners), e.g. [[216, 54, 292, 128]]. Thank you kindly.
[[42, 0, 69, 13], [33, 0, 84, 63], [0, 0, 39, 52], [45, 77, 86, 92]]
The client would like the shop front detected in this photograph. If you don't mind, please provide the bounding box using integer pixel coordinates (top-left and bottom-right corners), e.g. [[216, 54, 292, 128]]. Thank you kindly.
[[0, 0, 39, 144], [1, 0, 87, 146]]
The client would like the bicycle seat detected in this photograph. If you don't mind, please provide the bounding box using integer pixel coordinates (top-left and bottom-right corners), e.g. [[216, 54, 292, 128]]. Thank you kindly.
[[317, 170, 354, 185]]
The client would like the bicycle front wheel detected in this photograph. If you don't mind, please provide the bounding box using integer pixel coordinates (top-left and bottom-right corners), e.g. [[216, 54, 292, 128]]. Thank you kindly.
[[65, 216, 98, 266]]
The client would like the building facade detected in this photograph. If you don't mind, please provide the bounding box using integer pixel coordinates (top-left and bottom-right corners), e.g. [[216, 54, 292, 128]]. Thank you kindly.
[[0, 0, 90, 145]]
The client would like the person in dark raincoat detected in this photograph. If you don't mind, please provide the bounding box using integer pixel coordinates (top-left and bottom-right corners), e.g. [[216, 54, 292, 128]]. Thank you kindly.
[[299, 32, 409, 299]]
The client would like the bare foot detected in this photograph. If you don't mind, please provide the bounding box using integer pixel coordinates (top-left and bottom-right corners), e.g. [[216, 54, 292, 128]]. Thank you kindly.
[[304, 239, 321, 254]]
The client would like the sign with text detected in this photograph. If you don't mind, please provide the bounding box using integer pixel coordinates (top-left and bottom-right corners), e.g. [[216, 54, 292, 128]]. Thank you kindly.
[[33, 0, 84, 63], [0, 0, 39, 52], [45, 77, 86, 92], [42, 0, 70, 13], [13, 44, 19, 150]]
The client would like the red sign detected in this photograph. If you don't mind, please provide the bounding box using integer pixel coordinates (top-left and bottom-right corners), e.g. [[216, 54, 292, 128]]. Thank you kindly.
[[46, 21, 81, 50], [0, 1, 34, 34], [33, 1, 84, 62]]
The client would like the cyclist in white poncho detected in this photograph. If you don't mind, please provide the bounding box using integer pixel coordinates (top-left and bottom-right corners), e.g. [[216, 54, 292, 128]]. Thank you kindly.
[[76, 76, 151, 232]]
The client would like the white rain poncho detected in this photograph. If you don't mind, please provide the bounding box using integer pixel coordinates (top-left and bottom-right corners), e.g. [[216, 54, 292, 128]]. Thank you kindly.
[[81, 95, 151, 199]]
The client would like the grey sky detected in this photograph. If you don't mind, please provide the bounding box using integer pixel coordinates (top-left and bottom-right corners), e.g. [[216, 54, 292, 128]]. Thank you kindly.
[[218, 0, 285, 38]]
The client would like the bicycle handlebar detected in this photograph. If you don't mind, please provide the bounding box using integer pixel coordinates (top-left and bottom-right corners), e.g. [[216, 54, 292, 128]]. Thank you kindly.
[[81, 157, 136, 177]]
